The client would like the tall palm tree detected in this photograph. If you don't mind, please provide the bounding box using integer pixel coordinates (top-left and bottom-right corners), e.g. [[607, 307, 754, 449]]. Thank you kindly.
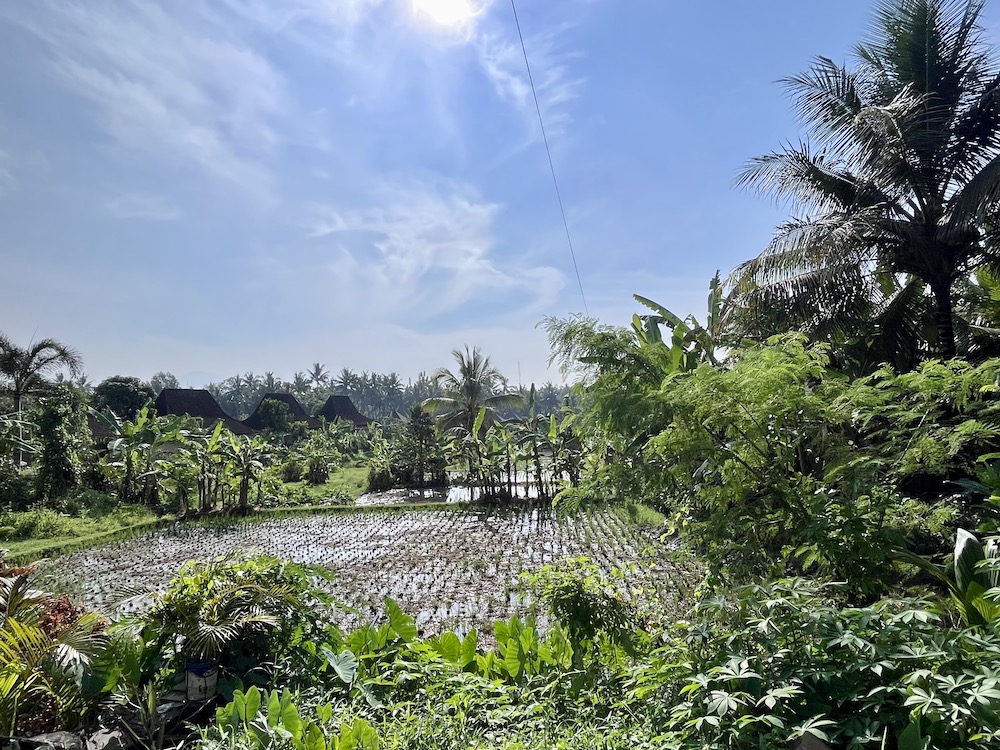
[[291, 371, 311, 397], [308, 362, 329, 388], [0, 333, 83, 415], [0, 334, 82, 465], [423, 346, 522, 435], [730, 0, 1000, 360]]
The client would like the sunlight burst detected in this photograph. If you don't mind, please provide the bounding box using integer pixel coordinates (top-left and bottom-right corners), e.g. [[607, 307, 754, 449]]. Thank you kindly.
[[412, 0, 479, 28]]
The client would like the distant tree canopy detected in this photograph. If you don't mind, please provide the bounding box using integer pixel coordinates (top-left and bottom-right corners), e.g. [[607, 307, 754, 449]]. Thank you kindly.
[[92, 375, 155, 421], [150, 371, 180, 394], [257, 398, 294, 434]]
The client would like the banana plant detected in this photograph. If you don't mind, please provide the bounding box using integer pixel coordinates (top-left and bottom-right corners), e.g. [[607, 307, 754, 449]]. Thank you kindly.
[[222, 433, 271, 514], [96, 406, 194, 505], [896, 529, 1000, 627], [632, 271, 729, 377]]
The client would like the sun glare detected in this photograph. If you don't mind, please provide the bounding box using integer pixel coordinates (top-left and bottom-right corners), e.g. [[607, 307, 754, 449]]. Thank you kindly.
[[412, 0, 478, 28]]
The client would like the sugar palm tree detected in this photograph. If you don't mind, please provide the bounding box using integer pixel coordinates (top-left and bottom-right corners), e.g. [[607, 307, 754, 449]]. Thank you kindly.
[[423, 346, 522, 436], [0, 333, 83, 415], [0, 333, 82, 465], [730, 0, 1000, 360]]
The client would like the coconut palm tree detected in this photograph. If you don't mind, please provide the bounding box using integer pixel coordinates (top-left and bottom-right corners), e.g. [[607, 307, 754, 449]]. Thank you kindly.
[[308, 362, 329, 388], [423, 346, 522, 436], [730, 0, 1000, 360]]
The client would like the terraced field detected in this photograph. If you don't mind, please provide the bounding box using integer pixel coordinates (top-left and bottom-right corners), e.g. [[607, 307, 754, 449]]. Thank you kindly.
[[42, 505, 690, 637]]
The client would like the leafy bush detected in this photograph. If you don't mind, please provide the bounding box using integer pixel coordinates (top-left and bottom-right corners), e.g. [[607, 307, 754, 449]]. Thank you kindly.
[[0, 464, 33, 511], [0, 508, 74, 540], [522, 557, 635, 658], [137, 556, 337, 688], [631, 578, 1000, 749]]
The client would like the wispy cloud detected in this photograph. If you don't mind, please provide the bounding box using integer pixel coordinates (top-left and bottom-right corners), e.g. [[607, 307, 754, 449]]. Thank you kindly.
[[475, 20, 585, 139], [107, 193, 181, 221], [308, 178, 564, 319], [0, 1, 310, 201]]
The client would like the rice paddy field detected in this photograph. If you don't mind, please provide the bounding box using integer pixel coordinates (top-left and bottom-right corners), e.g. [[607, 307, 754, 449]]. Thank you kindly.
[[40, 505, 692, 638]]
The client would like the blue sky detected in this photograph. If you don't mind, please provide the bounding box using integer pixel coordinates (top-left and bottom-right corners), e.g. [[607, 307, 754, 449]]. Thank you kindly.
[[3, 0, 997, 388]]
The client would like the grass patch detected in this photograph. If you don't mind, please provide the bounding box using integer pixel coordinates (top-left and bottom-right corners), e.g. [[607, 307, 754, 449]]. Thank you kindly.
[[4, 517, 173, 564], [1, 504, 160, 543], [280, 464, 369, 504], [614, 501, 667, 528]]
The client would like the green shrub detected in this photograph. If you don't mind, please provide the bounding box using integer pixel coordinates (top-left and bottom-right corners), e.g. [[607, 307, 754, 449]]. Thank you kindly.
[[280, 457, 304, 483], [0, 466, 33, 511], [137, 555, 336, 686], [0, 508, 73, 539], [633, 578, 1000, 749], [522, 557, 635, 659]]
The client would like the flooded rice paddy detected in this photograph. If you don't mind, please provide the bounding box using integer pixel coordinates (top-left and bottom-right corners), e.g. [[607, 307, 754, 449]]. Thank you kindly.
[[41, 505, 684, 638]]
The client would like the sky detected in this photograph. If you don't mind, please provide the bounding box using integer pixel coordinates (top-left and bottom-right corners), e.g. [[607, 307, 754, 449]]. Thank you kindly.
[[3, 0, 999, 389]]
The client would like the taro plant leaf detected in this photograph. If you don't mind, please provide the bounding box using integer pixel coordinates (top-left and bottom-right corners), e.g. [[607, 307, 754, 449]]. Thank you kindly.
[[956, 528, 988, 594], [304, 722, 326, 750], [504, 638, 524, 678], [279, 689, 303, 740], [322, 647, 358, 686], [434, 631, 462, 664], [351, 719, 379, 750], [267, 689, 281, 729], [230, 690, 246, 726], [461, 630, 478, 668], [385, 598, 417, 643], [243, 684, 261, 721]]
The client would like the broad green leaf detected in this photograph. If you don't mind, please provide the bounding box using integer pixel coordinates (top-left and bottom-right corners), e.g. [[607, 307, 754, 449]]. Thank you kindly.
[[267, 690, 281, 728], [305, 723, 326, 750], [461, 630, 478, 667], [243, 685, 261, 722], [352, 719, 379, 750], [435, 632, 461, 664], [230, 691, 246, 724], [279, 689, 303, 739], [956, 528, 987, 594], [323, 647, 359, 685], [504, 639, 523, 678], [385, 599, 417, 642]]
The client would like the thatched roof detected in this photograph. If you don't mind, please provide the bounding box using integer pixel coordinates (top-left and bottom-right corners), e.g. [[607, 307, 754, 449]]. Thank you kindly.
[[87, 413, 116, 448], [153, 388, 255, 435], [315, 395, 373, 428], [243, 392, 321, 430]]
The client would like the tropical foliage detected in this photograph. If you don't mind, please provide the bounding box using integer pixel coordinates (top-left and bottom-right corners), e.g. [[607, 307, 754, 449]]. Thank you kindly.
[[729, 0, 1000, 362]]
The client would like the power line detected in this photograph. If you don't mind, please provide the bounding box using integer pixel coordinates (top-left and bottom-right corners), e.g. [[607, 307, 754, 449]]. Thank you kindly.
[[509, 0, 589, 316]]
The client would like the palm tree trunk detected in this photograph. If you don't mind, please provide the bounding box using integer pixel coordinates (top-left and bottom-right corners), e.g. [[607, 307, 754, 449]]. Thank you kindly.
[[931, 277, 957, 359], [13, 390, 24, 466]]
